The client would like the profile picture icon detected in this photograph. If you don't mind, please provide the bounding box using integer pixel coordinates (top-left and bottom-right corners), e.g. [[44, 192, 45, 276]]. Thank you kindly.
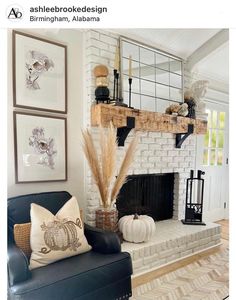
[[6, 5, 23, 20]]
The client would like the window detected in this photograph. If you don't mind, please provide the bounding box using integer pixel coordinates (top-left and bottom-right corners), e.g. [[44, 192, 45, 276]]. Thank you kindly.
[[120, 37, 183, 113], [203, 109, 226, 166]]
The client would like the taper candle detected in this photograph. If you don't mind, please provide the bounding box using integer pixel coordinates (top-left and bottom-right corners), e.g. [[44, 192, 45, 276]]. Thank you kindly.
[[114, 46, 120, 70], [128, 55, 132, 78]]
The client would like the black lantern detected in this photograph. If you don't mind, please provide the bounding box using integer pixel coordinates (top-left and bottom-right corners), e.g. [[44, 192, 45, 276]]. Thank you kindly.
[[182, 170, 206, 225]]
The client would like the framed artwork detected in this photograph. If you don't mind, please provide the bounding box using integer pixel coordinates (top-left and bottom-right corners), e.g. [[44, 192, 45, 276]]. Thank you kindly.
[[14, 112, 67, 183], [13, 30, 67, 113]]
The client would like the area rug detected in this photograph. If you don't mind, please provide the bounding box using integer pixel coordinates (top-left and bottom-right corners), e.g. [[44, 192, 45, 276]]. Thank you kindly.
[[132, 249, 229, 300]]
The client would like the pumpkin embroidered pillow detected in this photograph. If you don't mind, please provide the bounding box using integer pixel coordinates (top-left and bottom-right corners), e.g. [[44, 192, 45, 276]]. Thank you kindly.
[[29, 196, 91, 270]]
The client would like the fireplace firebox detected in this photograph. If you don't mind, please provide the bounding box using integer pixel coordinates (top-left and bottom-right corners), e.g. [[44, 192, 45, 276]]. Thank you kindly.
[[116, 173, 175, 221]]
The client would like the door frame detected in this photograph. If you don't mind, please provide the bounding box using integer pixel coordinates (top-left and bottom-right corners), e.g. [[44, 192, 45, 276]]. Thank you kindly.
[[195, 100, 229, 221]]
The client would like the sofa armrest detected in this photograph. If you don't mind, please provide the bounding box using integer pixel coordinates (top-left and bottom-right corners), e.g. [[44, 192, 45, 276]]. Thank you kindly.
[[7, 242, 31, 286], [84, 223, 121, 254]]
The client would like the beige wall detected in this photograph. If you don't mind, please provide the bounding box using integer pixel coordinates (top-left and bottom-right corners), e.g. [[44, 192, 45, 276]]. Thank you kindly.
[[7, 29, 87, 215]]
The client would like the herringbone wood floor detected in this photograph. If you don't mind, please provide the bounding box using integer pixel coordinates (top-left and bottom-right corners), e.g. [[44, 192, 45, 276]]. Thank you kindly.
[[131, 249, 228, 300], [132, 219, 229, 298]]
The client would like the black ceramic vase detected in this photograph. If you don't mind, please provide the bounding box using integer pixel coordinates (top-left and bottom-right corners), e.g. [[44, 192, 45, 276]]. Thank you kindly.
[[185, 99, 196, 119], [95, 86, 110, 103]]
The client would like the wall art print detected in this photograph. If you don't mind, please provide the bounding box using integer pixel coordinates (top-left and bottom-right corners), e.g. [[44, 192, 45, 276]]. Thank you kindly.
[[14, 112, 67, 183], [13, 30, 67, 113]]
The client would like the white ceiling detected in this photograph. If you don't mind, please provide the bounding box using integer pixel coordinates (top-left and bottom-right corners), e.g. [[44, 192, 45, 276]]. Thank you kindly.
[[111, 29, 221, 59], [194, 41, 229, 84], [110, 28, 229, 92]]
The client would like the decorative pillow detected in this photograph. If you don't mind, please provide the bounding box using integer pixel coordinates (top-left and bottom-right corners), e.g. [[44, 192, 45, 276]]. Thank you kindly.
[[13, 209, 83, 259], [29, 196, 91, 270], [14, 223, 32, 258]]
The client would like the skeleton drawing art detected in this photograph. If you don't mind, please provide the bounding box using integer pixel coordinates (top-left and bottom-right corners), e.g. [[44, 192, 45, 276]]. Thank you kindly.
[[25, 50, 54, 90], [29, 127, 57, 169]]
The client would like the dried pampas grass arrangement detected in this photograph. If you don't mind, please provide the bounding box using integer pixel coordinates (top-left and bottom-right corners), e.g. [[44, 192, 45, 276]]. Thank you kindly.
[[82, 123, 138, 209]]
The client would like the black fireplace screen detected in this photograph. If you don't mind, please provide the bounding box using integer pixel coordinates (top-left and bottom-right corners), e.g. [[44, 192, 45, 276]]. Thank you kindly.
[[116, 173, 174, 221]]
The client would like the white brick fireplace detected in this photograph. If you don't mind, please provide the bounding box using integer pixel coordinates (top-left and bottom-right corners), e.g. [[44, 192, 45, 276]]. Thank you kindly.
[[86, 130, 196, 224], [84, 30, 221, 276], [84, 30, 196, 225]]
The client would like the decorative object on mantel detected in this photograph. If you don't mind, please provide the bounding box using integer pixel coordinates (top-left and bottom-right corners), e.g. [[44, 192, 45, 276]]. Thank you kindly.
[[112, 45, 127, 107], [182, 170, 206, 226], [82, 124, 138, 231], [165, 103, 188, 117], [118, 214, 156, 243], [184, 90, 196, 119], [113, 46, 119, 102], [93, 65, 110, 104], [178, 103, 189, 116], [184, 80, 209, 120], [128, 55, 133, 109], [91, 104, 207, 147]]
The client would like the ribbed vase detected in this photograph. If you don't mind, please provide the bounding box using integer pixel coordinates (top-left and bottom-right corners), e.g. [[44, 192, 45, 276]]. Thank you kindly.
[[95, 207, 118, 232]]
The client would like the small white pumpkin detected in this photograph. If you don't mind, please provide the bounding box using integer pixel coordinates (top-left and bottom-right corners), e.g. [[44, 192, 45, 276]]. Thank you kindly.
[[118, 214, 156, 243]]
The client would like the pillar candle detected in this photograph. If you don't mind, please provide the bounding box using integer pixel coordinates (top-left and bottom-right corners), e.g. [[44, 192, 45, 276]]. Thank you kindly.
[[128, 55, 132, 78], [114, 46, 119, 70]]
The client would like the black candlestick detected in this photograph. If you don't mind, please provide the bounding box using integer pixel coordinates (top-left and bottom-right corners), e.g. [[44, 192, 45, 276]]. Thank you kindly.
[[190, 170, 194, 179], [113, 69, 117, 100], [112, 69, 128, 107], [128, 77, 133, 108], [116, 72, 119, 101]]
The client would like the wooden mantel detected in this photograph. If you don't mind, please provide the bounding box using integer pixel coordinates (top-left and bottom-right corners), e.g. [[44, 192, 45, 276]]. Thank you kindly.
[[91, 104, 207, 134]]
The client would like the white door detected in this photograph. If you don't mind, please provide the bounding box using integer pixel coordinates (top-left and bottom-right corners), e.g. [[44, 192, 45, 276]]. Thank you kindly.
[[195, 102, 229, 222]]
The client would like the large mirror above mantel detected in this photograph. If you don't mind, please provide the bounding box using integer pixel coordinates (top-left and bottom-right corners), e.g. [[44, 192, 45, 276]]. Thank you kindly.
[[120, 37, 184, 113]]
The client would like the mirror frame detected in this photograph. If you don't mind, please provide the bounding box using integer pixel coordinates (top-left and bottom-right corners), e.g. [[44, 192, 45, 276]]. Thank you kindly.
[[120, 36, 184, 112]]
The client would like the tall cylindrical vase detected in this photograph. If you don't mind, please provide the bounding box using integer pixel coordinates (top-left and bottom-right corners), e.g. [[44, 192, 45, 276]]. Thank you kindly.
[[95, 207, 118, 232]]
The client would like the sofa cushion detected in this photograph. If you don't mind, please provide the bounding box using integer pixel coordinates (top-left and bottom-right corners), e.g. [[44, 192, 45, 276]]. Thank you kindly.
[[14, 223, 31, 258], [29, 196, 91, 270], [10, 251, 132, 300]]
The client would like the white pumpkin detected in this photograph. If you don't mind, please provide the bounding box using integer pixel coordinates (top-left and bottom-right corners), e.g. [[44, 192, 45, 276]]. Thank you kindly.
[[118, 214, 156, 243]]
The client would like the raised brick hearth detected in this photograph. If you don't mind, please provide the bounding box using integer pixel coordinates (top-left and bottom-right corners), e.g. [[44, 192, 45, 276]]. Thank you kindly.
[[122, 220, 221, 276]]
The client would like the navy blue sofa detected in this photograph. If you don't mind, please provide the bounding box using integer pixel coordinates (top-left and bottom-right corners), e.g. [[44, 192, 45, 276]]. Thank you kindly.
[[7, 191, 133, 300]]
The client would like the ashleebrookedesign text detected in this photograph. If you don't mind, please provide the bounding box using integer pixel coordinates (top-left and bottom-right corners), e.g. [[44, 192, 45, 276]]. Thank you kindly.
[[29, 5, 108, 23]]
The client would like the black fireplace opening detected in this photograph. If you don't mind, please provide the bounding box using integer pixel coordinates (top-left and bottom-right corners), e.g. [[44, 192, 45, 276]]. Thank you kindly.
[[116, 173, 175, 221]]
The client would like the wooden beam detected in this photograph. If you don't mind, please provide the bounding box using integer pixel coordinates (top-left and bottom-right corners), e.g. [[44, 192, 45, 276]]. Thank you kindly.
[[187, 29, 229, 71], [91, 104, 207, 134]]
